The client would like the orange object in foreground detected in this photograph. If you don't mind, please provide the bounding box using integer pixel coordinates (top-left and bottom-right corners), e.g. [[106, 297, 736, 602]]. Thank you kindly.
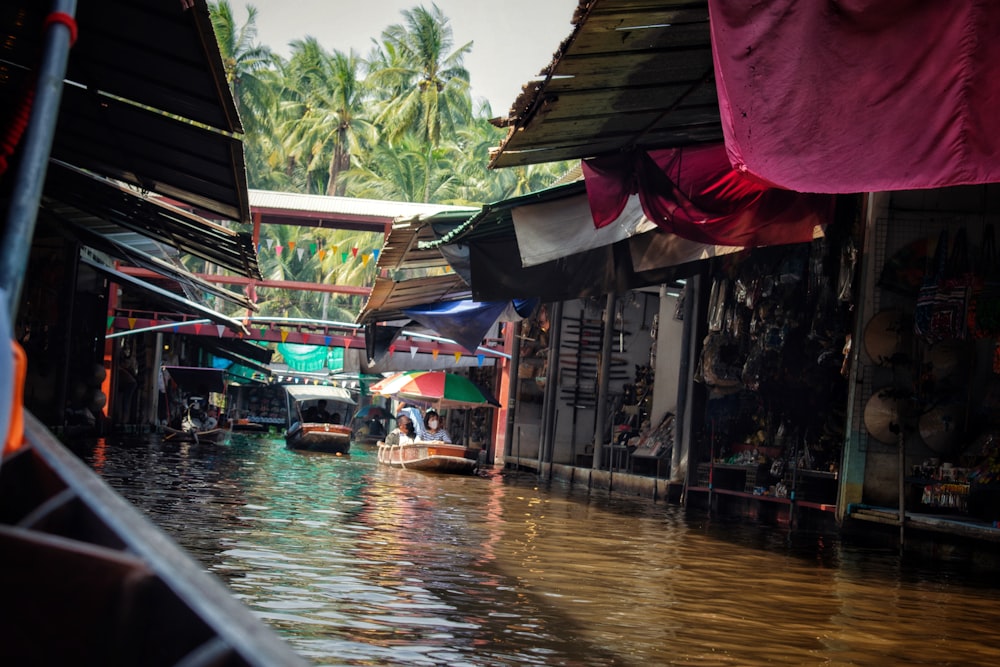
[[3, 341, 26, 456]]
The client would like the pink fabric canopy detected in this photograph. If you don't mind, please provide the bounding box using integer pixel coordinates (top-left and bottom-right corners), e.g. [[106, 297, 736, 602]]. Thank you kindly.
[[581, 144, 831, 247], [709, 0, 1000, 193]]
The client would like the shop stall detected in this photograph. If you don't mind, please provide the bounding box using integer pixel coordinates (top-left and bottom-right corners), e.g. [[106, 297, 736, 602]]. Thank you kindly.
[[686, 231, 857, 519]]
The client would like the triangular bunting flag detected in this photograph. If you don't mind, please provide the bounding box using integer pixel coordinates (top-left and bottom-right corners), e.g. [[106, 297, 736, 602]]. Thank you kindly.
[[373, 248, 380, 261], [216, 325, 225, 337], [351, 247, 358, 258], [297, 248, 305, 260], [194, 323, 202, 334], [362, 253, 371, 266], [309, 243, 316, 254], [275, 244, 283, 256], [127, 317, 137, 329], [301, 333, 310, 344], [389, 344, 396, 357], [281, 330, 289, 342], [341, 252, 348, 263], [477, 354, 485, 366], [454, 351, 462, 362], [266, 238, 274, 249], [410, 345, 418, 359], [325, 336, 332, 346], [432, 348, 439, 360], [288, 241, 296, 251], [318, 249, 326, 260]]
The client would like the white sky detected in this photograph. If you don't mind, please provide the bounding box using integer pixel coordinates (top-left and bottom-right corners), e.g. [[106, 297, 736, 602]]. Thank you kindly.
[[243, 0, 579, 116]]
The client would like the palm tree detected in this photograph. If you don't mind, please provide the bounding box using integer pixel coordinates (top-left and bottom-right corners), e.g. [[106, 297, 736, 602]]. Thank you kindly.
[[280, 39, 375, 196], [339, 133, 460, 203], [367, 4, 473, 202], [208, 2, 275, 136]]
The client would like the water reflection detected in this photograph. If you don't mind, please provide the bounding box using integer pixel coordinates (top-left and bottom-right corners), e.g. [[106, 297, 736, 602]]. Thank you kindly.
[[79, 435, 1000, 666]]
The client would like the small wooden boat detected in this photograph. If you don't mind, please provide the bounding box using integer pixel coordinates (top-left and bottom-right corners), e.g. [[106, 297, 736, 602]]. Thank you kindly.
[[162, 397, 231, 444], [163, 424, 231, 444], [376, 439, 481, 474], [230, 418, 268, 434], [1, 413, 310, 667], [283, 385, 356, 454]]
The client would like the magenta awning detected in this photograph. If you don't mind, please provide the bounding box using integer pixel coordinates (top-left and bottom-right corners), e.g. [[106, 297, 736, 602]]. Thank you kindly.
[[582, 144, 831, 247], [709, 0, 1000, 193]]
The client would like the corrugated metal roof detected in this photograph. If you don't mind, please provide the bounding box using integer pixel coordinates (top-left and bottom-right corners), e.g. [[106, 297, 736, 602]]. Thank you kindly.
[[249, 190, 478, 220], [357, 274, 472, 325], [2, 0, 249, 222], [490, 0, 721, 168], [44, 162, 261, 280], [355, 210, 479, 324]]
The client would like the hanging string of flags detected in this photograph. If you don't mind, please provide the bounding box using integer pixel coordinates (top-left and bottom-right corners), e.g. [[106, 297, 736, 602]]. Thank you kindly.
[[109, 316, 492, 367], [259, 240, 381, 266]]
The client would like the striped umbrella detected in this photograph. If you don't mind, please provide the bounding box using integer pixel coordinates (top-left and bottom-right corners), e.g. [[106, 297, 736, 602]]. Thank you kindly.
[[370, 371, 500, 409]]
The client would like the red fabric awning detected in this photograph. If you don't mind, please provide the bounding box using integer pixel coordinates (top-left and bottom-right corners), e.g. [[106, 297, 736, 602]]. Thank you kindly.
[[582, 144, 831, 247], [709, 0, 1000, 193]]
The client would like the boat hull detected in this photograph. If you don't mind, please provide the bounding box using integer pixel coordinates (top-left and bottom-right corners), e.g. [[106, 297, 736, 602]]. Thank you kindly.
[[286, 422, 352, 454], [162, 425, 230, 443], [376, 440, 479, 474], [1, 412, 310, 666]]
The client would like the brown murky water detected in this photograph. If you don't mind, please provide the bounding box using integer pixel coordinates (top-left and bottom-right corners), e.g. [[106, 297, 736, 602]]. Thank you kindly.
[[79, 434, 1000, 666]]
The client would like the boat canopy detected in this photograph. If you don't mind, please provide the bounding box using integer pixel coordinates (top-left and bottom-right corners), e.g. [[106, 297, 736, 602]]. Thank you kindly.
[[283, 385, 356, 405], [162, 366, 226, 394]]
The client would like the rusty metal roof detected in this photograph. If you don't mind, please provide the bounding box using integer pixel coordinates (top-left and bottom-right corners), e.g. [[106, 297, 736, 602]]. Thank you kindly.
[[43, 162, 261, 280], [2, 0, 249, 222], [489, 0, 721, 168], [356, 210, 478, 324]]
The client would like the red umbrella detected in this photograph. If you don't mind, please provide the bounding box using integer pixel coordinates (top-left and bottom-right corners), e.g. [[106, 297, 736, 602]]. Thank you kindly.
[[370, 371, 500, 409]]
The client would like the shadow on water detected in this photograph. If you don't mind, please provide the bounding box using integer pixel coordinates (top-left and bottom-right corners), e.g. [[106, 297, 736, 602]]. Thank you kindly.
[[73, 434, 1000, 666]]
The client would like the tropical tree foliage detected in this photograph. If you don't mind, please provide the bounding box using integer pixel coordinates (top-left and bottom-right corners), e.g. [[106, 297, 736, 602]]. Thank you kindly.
[[207, 1, 573, 321]]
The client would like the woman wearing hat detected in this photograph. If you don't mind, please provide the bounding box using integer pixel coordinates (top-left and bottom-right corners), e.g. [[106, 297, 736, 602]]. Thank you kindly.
[[420, 409, 451, 443]]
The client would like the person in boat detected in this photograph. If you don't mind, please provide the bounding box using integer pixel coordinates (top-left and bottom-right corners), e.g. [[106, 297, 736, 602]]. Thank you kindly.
[[384, 412, 415, 446], [419, 409, 451, 443], [367, 418, 385, 437], [303, 399, 332, 423]]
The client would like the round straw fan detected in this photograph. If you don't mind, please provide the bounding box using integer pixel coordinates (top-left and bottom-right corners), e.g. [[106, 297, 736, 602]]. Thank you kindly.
[[863, 309, 911, 366], [863, 389, 902, 444]]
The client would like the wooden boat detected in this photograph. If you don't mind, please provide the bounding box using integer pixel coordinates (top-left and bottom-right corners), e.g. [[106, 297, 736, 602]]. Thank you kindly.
[[376, 438, 481, 474], [0, 4, 306, 664], [283, 385, 356, 454], [162, 399, 231, 444], [1, 413, 311, 666], [163, 423, 231, 444]]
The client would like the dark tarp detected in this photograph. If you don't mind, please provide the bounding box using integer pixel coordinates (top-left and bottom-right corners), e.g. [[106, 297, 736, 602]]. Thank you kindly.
[[401, 298, 538, 354]]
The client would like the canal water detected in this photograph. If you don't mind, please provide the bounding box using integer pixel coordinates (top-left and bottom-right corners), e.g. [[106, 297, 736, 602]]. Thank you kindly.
[[77, 434, 1000, 666]]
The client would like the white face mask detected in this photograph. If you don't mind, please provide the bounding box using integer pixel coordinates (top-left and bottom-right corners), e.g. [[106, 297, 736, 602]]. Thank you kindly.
[[428, 419, 439, 429]]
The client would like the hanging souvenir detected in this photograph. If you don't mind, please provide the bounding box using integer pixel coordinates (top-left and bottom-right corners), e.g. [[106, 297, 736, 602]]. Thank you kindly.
[[914, 229, 949, 343], [929, 227, 971, 341], [970, 224, 1000, 338]]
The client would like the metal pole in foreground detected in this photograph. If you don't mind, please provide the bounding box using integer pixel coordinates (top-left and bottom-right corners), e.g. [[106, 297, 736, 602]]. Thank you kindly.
[[1, 1, 78, 315], [591, 293, 616, 471], [503, 322, 522, 462]]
